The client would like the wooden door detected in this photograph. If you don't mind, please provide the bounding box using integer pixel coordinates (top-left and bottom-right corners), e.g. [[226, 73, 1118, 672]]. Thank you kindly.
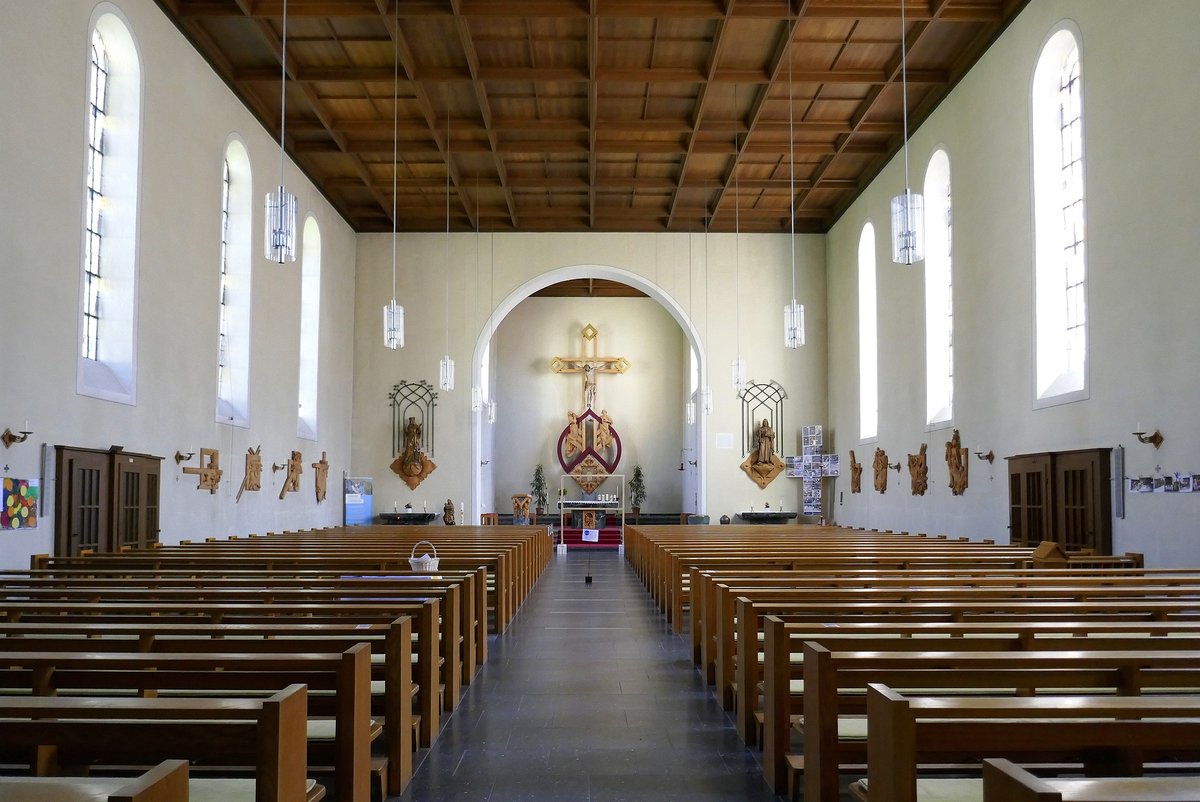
[[1007, 453, 1052, 547], [1055, 448, 1112, 554], [55, 447, 111, 556], [114, 453, 161, 550]]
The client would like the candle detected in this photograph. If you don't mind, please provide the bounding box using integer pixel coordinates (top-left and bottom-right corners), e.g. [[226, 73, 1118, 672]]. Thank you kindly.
[[23, 419, 29, 433], [1137, 421, 1142, 433]]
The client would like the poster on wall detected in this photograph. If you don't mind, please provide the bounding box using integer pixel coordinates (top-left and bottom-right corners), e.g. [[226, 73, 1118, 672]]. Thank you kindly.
[[344, 476, 374, 526], [2, 477, 39, 530]]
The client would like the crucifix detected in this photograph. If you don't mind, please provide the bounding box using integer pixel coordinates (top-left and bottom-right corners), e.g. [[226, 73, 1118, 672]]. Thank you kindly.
[[549, 323, 631, 409]]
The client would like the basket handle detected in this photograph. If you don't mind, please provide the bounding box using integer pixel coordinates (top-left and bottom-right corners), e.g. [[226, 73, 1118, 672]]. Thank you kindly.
[[410, 540, 437, 559]]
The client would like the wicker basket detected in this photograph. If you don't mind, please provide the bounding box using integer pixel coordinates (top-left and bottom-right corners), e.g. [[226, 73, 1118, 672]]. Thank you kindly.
[[408, 540, 439, 572]]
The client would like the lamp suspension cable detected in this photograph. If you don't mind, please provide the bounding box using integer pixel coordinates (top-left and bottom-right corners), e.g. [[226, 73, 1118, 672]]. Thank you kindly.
[[890, 0, 925, 265], [439, 112, 455, 390], [783, 11, 805, 349], [731, 92, 747, 393], [686, 223, 696, 425], [471, 172, 483, 411], [702, 196, 713, 414], [383, 2, 403, 348]]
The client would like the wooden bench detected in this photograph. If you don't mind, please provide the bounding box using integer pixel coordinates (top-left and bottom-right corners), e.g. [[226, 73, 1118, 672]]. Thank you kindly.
[[981, 758, 1200, 802], [0, 648, 372, 802], [0, 687, 320, 802], [0, 616, 415, 795], [858, 686, 1200, 802], [0, 759, 189, 802], [790, 643, 1200, 801]]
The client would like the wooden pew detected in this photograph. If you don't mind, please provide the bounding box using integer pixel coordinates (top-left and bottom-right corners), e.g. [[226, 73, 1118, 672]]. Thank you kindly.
[[0, 595, 444, 758], [0, 759, 190, 802], [861, 686, 1200, 802], [0, 617, 414, 795], [982, 758, 1200, 802], [789, 643, 1200, 801], [0, 648, 372, 802], [0, 688, 316, 802]]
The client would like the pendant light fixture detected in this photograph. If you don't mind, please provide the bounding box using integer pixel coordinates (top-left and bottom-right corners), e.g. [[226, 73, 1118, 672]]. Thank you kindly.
[[890, 0, 925, 265], [471, 173, 483, 412], [265, 0, 297, 263], [439, 114, 455, 390], [731, 98, 747, 393], [783, 17, 805, 349], [701, 198, 713, 415], [382, 3, 404, 349]]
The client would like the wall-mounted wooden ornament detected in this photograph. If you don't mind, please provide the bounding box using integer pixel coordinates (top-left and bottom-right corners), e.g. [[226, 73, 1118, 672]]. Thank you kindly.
[[390, 415, 437, 490], [312, 451, 329, 503], [908, 443, 928, 496], [236, 445, 262, 503], [873, 448, 889, 493], [183, 448, 223, 495], [849, 450, 863, 494], [739, 417, 785, 489], [945, 429, 969, 496], [274, 451, 303, 500]]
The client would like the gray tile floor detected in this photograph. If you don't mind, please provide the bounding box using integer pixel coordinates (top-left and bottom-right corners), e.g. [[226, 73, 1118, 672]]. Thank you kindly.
[[394, 549, 780, 801]]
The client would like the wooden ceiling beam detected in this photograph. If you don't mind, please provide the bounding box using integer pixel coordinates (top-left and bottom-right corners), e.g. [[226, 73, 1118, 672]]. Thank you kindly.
[[587, 0, 599, 228]]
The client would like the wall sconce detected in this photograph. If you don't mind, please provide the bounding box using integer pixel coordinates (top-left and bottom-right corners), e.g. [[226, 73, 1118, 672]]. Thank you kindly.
[[272, 460, 289, 473], [888, 461, 901, 472], [1, 421, 32, 449], [1133, 428, 1164, 449], [174, 449, 196, 464], [974, 448, 995, 463]]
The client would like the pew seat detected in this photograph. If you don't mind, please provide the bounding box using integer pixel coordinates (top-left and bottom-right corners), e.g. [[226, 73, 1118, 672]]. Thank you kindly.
[[0, 759, 188, 802], [982, 759, 1200, 802]]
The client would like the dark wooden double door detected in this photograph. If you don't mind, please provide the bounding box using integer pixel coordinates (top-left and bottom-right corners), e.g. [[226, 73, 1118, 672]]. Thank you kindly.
[[1007, 448, 1112, 553], [54, 446, 161, 556]]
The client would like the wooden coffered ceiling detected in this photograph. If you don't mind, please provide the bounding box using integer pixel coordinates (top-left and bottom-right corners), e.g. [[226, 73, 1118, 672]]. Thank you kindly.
[[155, 0, 1029, 234]]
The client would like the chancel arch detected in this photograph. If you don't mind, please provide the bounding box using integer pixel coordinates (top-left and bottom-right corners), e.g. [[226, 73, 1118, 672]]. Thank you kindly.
[[470, 264, 708, 523]]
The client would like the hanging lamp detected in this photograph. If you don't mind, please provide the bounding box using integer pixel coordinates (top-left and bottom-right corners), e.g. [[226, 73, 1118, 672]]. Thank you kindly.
[[382, 3, 404, 348], [701, 198, 713, 414], [439, 114, 455, 390], [471, 174, 483, 411], [890, 0, 925, 265], [783, 16, 805, 349], [265, 0, 297, 263]]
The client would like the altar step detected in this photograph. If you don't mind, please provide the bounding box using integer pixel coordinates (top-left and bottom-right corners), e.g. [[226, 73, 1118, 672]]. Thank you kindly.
[[559, 526, 624, 550]]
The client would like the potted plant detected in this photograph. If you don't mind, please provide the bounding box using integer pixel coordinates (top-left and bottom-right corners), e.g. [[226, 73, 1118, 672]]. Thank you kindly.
[[530, 464, 549, 516], [628, 465, 646, 518]]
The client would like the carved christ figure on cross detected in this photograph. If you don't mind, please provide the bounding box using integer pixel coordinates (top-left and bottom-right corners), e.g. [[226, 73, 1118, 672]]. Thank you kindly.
[[549, 324, 631, 410]]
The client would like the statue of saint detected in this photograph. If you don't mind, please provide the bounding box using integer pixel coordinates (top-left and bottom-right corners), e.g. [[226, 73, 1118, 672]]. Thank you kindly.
[[443, 498, 456, 526], [402, 417, 422, 468], [908, 443, 928, 496], [754, 418, 776, 465], [873, 447, 888, 493], [565, 411, 585, 457], [594, 409, 614, 451]]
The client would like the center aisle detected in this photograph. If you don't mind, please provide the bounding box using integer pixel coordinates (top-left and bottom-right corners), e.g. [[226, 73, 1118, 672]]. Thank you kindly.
[[396, 549, 779, 801]]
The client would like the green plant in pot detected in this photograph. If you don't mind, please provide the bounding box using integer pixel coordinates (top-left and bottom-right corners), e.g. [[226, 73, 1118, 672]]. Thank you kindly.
[[628, 465, 646, 517], [530, 464, 549, 515]]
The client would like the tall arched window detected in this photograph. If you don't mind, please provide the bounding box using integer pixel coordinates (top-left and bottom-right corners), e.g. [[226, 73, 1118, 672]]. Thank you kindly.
[[78, 7, 141, 405], [297, 217, 321, 439], [1032, 24, 1087, 404], [859, 222, 878, 440], [924, 149, 953, 426], [217, 138, 252, 426]]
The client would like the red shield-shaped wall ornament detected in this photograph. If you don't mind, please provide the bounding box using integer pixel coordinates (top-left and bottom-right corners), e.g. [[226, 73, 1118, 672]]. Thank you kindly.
[[556, 408, 622, 493]]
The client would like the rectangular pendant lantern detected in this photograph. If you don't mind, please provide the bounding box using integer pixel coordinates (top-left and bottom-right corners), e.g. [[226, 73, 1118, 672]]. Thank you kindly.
[[383, 300, 404, 349], [784, 299, 805, 349], [891, 189, 925, 265], [265, 185, 297, 263], [439, 356, 455, 391]]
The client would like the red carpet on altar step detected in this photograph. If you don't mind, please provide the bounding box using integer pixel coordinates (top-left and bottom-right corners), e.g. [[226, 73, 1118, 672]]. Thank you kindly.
[[558, 526, 623, 550]]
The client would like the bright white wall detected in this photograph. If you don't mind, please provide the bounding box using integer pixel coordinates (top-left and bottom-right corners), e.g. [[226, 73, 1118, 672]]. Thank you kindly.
[[825, 0, 1200, 566], [0, 0, 356, 568], [352, 230, 826, 521]]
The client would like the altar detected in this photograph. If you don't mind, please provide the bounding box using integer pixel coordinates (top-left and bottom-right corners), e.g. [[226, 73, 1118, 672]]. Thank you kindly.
[[735, 510, 798, 524], [378, 512, 437, 525]]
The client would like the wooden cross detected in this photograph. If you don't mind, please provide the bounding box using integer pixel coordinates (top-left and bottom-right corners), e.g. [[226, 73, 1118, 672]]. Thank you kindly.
[[549, 323, 630, 409]]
